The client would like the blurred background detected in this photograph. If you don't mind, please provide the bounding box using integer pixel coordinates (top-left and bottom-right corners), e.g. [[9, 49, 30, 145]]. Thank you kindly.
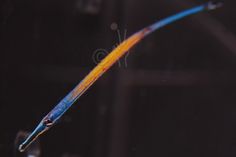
[[1, 0, 236, 157]]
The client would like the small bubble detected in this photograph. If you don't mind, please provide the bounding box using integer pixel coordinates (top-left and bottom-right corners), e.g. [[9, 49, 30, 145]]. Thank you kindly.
[[110, 22, 118, 31]]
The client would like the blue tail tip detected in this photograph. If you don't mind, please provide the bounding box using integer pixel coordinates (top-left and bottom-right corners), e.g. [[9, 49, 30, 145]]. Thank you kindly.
[[205, 1, 223, 10]]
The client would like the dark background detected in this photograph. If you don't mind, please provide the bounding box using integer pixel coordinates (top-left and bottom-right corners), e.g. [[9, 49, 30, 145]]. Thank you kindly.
[[1, 0, 236, 157]]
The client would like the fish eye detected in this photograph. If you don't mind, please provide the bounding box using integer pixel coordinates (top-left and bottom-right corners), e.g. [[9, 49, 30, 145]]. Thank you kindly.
[[43, 119, 53, 127]]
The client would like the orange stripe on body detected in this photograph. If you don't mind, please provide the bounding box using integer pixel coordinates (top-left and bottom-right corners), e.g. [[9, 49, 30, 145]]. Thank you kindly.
[[70, 32, 145, 100]]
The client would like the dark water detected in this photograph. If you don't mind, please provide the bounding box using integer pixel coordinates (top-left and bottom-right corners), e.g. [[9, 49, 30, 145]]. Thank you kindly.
[[1, 0, 236, 157]]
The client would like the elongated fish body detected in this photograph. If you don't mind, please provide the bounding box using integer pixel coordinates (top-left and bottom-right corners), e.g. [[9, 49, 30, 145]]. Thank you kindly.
[[19, 2, 222, 152]]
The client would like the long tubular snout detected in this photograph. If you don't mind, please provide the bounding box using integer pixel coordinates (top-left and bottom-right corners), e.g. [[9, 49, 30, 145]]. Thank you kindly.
[[18, 123, 47, 152]]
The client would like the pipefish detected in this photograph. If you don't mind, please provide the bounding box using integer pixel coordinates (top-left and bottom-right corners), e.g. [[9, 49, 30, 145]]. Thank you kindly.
[[19, 2, 222, 152]]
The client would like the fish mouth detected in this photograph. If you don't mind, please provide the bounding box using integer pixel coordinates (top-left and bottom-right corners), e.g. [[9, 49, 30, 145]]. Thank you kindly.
[[18, 123, 48, 152]]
